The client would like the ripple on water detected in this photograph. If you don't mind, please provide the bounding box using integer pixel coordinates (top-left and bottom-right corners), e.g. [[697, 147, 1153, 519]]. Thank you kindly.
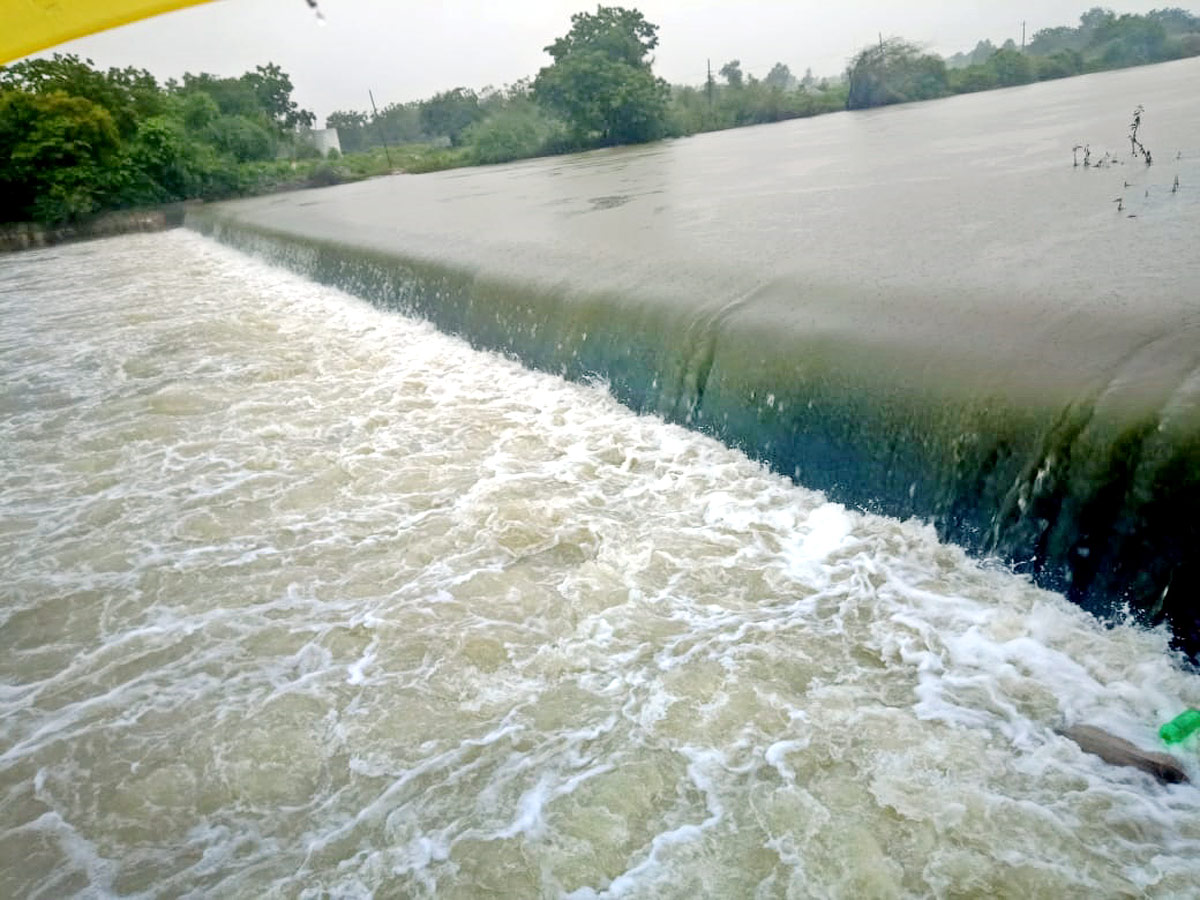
[[0, 231, 1198, 898]]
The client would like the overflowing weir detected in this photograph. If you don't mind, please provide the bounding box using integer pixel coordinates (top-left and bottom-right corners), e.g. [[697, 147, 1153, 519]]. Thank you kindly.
[[190, 58, 1200, 656]]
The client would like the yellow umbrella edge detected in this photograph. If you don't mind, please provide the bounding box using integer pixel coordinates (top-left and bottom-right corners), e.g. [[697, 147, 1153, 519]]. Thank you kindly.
[[2, 0, 216, 66]]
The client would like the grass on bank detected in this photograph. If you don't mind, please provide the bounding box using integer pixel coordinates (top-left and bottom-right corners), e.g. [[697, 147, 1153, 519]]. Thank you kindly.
[[238, 143, 472, 194]]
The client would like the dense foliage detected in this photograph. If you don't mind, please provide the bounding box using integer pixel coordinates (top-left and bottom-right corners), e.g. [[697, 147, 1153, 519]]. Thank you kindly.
[[419, 88, 486, 147], [1027, 6, 1200, 63], [330, 6, 848, 160], [846, 40, 949, 110], [0, 54, 318, 224], [853, 7, 1200, 110], [532, 6, 671, 145], [330, 5, 1200, 159], [462, 91, 570, 165], [670, 76, 846, 134]]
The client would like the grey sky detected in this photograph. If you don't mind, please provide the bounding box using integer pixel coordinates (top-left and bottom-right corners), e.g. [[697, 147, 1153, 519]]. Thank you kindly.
[[31, 1, 1179, 120]]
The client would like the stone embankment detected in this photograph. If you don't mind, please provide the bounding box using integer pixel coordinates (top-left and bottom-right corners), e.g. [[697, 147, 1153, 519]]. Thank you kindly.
[[0, 203, 192, 253]]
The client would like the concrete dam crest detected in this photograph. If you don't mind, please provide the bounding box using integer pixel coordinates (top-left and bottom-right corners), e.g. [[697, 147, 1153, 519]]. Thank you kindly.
[[190, 57, 1200, 656]]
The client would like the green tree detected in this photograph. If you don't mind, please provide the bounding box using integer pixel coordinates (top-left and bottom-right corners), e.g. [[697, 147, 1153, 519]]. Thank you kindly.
[[419, 88, 484, 146], [172, 90, 220, 132], [846, 39, 948, 110], [0, 56, 328, 223], [464, 99, 565, 164], [0, 54, 162, 137], [178, 63, 312, 134], [0, 89, 122, 222], [1079, 7, 1118, 42], [1096, 15, 1168, 66], [720, 59, 744, 88], [206, 114, 275, 162], [124, 115, 204, 203], [373, 102, 426, 145], [1025, 7, 1194, 66], [1034, 49, 1085, 80], [242, 63, 314, 130], [988, 48, 1034, 86], [533, 6, 669, 146], [949, 64, 998, 93], [946, 39, 999, 68], [544, 5, 659, 65], [763, 63, 794, 90], [1028, 26, 1084, 56], [178, 71, 261, 118], [326, 109, 366, 131], [326, 109, 368, 152], [1148, 8, 1200, 35]]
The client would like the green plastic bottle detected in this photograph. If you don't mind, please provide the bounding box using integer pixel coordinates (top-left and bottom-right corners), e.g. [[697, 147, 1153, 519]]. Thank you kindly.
[[1159, 709, 1200, 745]]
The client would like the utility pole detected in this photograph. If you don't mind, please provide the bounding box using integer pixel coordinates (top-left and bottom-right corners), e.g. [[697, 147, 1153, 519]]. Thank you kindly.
[[1022, 21, 1026, 50], [368, 89, 393, 170], [706, 58, 714, 109], [879, 32, 884, 51]]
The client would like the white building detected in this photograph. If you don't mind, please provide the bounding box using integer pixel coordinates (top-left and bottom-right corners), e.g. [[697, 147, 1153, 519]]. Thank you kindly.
[[301, 127, 342, 157]]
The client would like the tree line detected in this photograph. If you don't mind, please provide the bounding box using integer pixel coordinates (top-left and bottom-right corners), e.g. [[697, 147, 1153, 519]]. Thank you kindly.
[[0, 54, 324, 224], [330, 5, 1200, 159], [327, 7, 850, 163], [849, 7, 1200, 109], [4, 5, 1198, 226]]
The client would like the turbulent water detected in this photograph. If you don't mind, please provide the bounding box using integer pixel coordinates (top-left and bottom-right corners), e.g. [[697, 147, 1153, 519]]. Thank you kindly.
[[192, 57, 1200, 655], [2, 232, 1199, 898]]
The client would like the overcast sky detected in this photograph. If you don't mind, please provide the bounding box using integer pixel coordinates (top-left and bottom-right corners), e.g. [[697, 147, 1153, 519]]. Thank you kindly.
[[30, 0, 1178, 121]]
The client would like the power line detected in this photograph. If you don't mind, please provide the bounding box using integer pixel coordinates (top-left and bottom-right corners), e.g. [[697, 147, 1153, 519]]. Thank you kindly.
[[368, 89, 392, 169]]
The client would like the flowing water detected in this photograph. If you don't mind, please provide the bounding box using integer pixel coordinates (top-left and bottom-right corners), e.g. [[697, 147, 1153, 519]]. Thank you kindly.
[[2, 232, 1199, 898], [190, 57, 1200, 654]]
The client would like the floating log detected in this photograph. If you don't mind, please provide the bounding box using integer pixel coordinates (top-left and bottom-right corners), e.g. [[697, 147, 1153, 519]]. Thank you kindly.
[[1059, 724, 1190, 785]]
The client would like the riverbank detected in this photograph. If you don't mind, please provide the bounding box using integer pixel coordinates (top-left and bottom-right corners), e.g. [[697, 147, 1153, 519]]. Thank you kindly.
[[0, 142, 478, 254], [0, 204, 193, 253], [6, 37, 1199, 236]]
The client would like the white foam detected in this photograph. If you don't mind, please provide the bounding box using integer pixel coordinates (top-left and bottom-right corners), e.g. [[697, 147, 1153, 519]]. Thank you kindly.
[[3, 231, 1199, 898]]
